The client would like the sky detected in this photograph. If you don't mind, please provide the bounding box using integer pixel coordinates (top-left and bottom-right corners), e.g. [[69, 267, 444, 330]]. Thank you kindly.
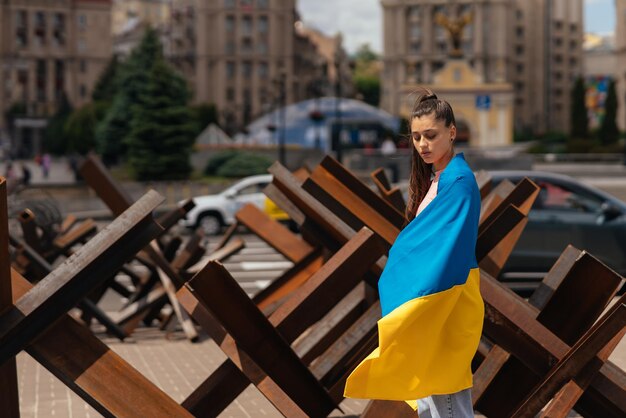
[[297, 0, 616, 54]]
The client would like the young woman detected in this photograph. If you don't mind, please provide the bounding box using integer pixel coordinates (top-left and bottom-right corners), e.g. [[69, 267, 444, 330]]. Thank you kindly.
[[344, 89, 483, 417]]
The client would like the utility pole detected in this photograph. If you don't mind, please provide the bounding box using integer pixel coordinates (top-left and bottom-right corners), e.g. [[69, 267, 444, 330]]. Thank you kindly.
[[274, 71, 287, 165], [334, 50, 343, 163]]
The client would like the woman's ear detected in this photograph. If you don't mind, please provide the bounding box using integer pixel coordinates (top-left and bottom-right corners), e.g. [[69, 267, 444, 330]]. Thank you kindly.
[[450, 125, 457, 141]]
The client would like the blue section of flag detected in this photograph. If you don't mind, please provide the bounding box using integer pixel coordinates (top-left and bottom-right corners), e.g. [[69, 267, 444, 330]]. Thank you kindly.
[[378, 153, 480, 317]]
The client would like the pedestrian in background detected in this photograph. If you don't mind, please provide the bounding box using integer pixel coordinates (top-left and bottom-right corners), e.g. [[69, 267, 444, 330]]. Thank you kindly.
[[345, 88, 483, 417], [21, 163, 31, 187], [41, 153, 51, 179]]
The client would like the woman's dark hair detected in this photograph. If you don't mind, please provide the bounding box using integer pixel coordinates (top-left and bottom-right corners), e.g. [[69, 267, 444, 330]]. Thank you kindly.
[[405, 88, 457, 223]]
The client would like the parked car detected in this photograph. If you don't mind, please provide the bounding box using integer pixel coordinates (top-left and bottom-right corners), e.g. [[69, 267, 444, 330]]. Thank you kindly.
[[490, 171, 626, 293], [181, 174, 288, 235]]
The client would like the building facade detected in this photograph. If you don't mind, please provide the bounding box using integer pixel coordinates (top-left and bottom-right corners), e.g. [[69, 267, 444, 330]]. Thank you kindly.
[[161, 0, 349, 133], [380, 0, 583, 136], [111, 0, 171, 36], [0, 0, 112, 156], [615, 0, 626, 131]]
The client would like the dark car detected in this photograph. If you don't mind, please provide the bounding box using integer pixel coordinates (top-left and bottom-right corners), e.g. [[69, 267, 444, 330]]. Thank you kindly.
[[490, 170, 626, 293]]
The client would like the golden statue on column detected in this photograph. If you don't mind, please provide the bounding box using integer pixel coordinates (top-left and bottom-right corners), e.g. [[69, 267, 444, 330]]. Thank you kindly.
[[435, 11, 473, 58]]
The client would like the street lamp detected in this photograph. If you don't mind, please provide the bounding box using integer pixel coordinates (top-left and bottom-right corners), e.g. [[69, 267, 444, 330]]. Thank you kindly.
[[334, 50, 343, 163], [273, 71, 287, 165]]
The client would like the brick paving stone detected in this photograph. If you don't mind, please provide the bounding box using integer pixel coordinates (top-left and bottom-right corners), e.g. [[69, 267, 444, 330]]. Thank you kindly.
[[17, 314, 625, 417]]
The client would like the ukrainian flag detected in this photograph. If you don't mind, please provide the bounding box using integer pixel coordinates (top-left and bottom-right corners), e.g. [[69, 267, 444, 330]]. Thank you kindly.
[[344, 154, 484, 406]]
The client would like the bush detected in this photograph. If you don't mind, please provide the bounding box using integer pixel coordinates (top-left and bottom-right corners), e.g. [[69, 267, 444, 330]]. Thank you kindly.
[[203, 150, 240, 175], [214, 152, 273, 177], [566, 138, 596, 153]]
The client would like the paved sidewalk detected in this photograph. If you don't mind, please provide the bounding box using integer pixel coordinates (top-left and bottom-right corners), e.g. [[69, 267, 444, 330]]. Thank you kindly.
[[16, 322, 366, 418]]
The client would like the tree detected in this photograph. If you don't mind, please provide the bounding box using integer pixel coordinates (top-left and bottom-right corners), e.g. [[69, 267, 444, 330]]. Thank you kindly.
[[44, 92, 73, 155], [352, 43, 381, 106], [570, 76, 588, 139], [92, 55, 120, 103], [95, 28, 162, 165], [125, 59, 196, 180], [64, 102, 108, 155], [190, 103, 220, 135], [600, 79, 619, 145]]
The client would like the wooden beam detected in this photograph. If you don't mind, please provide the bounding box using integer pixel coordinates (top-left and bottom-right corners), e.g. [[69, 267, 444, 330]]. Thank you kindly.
[[11, 270, 192, 418], [0, 178, 19, 417], [0, 191, 164, 365], [235, 203, 314, 263], [511, 298, 626, 417]]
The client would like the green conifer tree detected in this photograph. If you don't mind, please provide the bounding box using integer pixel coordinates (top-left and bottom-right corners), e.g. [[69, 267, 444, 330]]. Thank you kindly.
[[125, 59, 196, 180], [91, 55, 120, 103], [570, 76, 588, 139], [95, 28, 161, 165], [44, 92, 73, 155]]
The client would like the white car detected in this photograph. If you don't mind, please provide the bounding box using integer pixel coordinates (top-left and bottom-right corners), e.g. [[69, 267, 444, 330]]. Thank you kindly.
[[182, 174, 280, 235]]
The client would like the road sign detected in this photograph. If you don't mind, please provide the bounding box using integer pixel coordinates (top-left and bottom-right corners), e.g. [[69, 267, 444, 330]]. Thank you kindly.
[[476, 95, 491, 110]]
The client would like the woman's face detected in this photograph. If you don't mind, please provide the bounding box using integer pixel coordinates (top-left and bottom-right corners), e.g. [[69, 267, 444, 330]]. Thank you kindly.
[[411, 113, 456, 171]]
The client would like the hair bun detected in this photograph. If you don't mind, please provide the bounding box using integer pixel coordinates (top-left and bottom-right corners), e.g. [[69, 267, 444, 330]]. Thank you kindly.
[[423, 93, 438, 101]]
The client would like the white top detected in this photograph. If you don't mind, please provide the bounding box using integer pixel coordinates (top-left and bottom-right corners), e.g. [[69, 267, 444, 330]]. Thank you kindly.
[[416, 170, 442, 216]]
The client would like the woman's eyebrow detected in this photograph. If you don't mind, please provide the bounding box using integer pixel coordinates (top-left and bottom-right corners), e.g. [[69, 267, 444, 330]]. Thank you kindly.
[[412, 128, 437, 134]]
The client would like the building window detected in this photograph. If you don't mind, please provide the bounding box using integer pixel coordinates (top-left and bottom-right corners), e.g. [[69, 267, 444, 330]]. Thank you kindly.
[[257, 40, 268, 54], [240, 0, 253, 9], [516, 45, 524, 55], [16, 10, 28, 47], [226, 62, 236, 78], [516, 63, 524, 73], [225, 0, 235, 9], [570, 57, 577, 66], [241, 38, 253, 54], [225, 15, 235, 32], [515, 81, 524, 91], [433, 5, 446, 16], [225, 40, 235, 54], [34, 11, 46, 46], [410, 41, 421, 54], [258, 0, 268, 9], [17, 70, 28, 102], [410, 26, 421, 39], [258, 16, 268, 33], [242, 15, 252, 36], [258, 62, 268, 78], [554, 54, 563, 64], [554, 71, 563, 80], [53, 13, 66, 46], [55, 60, 64, 100], [516, 26, 524, 37], [554, 88, 562, 97], [570, 23, 577, 32], [78, 38, 86, 52], [226, 87, 235, 102], [570, 40, 578, 50], [36, 59, 47, 101], [79, 60, 87, 73], [242, 61, 252, 77], [554, 37, 563, 47], [458, 4, 472, 16], [77, 14, 87, 30], [415, 63, 422, 82], [408, 6, 420, 20], [436, 40, 447, 54], [432, 61, 444, 72], [554, 21, 563, 30]]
